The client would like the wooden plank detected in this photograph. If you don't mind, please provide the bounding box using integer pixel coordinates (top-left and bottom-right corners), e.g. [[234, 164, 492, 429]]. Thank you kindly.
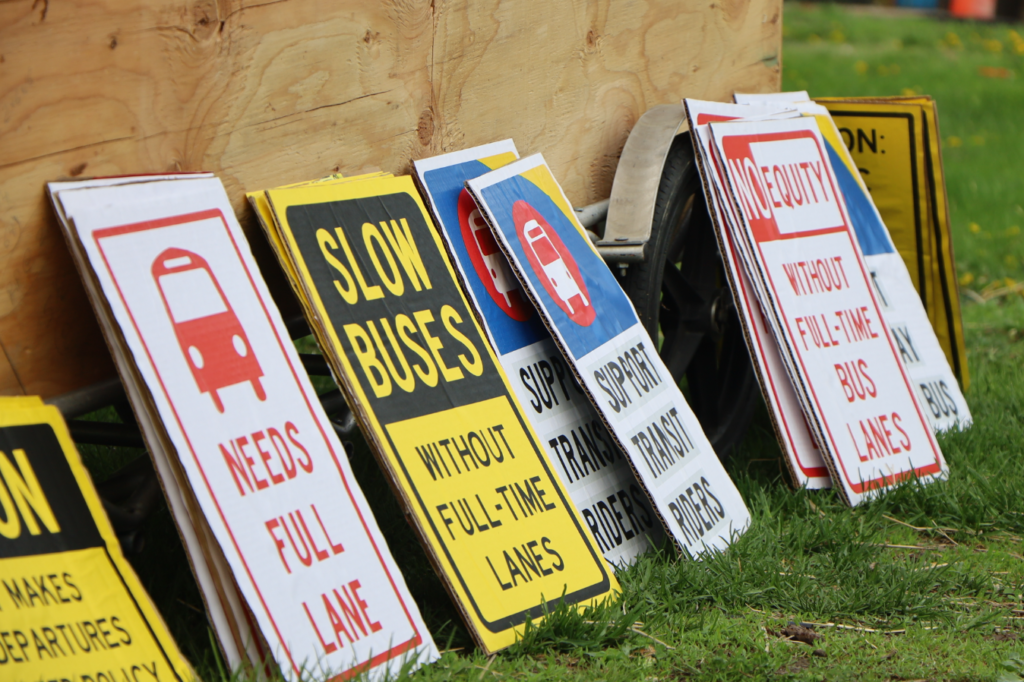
[[430, 0, 783, 205], [0, 0, 780, 399]]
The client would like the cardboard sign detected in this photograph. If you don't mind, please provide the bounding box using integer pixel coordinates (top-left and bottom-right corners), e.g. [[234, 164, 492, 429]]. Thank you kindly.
[[414, 141, 662, 565], [467, 155, 751, 556], [683, 99, 832, 490], [49, 174, 266, 672], [52, 177, 436, 681], [732, 94, 971, 432], [257, 174, 617, 653], [709, 117, 947, 505], [817, 97, 970, 392], [0, 397, 195, 682]]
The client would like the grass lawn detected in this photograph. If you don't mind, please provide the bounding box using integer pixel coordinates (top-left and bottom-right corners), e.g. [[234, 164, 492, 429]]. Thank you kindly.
[[78, 4, 1024, 680]]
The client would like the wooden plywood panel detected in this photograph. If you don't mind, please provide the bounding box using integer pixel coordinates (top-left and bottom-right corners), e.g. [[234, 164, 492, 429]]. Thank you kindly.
[[429, 0, 782, 205], [0, 0, 779, 399]]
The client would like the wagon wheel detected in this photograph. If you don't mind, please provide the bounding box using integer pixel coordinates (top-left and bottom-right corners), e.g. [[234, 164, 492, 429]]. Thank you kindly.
[[620, 132, 758, 463]]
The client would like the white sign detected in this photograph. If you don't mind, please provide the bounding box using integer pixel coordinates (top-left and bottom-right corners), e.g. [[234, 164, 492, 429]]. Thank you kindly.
[[56, 178, 437, 681], [414, 142, 662, 566], [710, 118, 947, 505], [684, 99, 831, 489], [467, 155, 751, 556]]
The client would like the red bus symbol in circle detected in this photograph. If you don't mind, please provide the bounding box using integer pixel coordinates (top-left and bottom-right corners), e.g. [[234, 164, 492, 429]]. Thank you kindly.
[[458, 189, 533, 322], [153, 247, 266, 413], [513, 200, 595, 327]]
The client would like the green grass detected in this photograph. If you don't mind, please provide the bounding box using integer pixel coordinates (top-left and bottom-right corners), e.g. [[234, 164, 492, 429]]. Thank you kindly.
[[80, 5, 1024, 680], [784, 2, 1024, 289]]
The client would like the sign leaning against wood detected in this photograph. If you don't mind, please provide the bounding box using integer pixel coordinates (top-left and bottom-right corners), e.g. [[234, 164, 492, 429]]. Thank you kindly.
[[709, 117, 947, 506], [467, 155, 751, 557], [261, 174, 618, 654], [54, 177, 436, 682], [414, 141, 662, 566], [0, 397, 195, 682]]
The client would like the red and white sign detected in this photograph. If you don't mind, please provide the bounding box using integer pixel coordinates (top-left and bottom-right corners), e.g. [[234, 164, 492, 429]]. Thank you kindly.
[[709, 117, 947, 505], [513, 200, 595, 327], [458, 189, 534, 321], [685, 99, 830, 489], [58, 179, 437, 681]]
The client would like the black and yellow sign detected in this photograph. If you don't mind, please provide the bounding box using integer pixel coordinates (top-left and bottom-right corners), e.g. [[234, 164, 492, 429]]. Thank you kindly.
[[817, 97, 969, 390], [0, 397, 194, 682], [253, 176, 616, 653]]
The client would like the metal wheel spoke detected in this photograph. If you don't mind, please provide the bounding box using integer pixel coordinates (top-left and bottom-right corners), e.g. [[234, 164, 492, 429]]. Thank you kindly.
[[661, 263, 705, 312], [662, 332, 703, 382]]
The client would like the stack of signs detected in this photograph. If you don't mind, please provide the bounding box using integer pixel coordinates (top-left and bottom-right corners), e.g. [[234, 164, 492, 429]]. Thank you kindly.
[[0, 396, 194, 682], [695, 114, 948, 505], [466, 155, 752, 557], [413, 141, 663, 566], [49, 175, 437, 681], [684, 100, 832, 489], [730, 95, 972, 432], [816, 96, 970, 392], [249, 173, 618, 653]]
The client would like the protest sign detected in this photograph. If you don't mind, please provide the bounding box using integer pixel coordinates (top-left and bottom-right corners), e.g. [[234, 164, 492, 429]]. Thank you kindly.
[[467, 155, 751, 556], [709, 116, 947, 505], [49, 174, 264, 671], [51, 176, 436, 681], [732, 94, 971, 431], [258, 174, 617, 653], [683, 99, 831, 490], [414, 141, 662, 565], [0, 396, 195, 682]]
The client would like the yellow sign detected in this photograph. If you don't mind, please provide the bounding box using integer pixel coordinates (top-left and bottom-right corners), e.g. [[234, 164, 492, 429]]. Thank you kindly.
[[0, 397, 195, 682], [253, 175, 617, 653], [817, 97, 969, 389]]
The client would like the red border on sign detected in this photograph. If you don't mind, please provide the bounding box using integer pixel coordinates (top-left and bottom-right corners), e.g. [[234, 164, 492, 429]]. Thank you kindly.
[[94, 209, 422, 677], [724, 223, 829, 479], [706, 134, 830, 481], [719, 130, 942, 494]]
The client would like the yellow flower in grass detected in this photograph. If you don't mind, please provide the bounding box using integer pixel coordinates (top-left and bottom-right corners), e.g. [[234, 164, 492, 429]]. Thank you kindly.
[[855, 60, 869, 75], [901, 87, 919, 96], [959, 272, 975, 287], [830, 29, 846, 44], [948, 136, 963, 148], [1006, 225, 1021, 237], [983, 38, 1003, 53], [1006, 256, 1020, 269], [944, 32, 963, 49], [970, 222, 982, 233]]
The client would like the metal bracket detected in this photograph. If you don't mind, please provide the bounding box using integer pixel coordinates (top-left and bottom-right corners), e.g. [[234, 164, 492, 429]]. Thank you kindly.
[[597, 104, 689, 263]]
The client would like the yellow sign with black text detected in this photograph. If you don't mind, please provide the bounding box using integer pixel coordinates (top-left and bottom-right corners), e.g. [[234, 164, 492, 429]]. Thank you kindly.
[[0, 397, 194, 682], [256, 176, 617, 653], [817, 97, 969, 389]]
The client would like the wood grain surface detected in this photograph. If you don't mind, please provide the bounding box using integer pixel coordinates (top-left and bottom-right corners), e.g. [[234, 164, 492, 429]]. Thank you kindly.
[[0, 0, 781, 398]]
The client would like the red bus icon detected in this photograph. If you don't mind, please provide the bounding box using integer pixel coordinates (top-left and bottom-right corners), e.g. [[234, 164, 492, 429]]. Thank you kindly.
[[513, 200, 595, 327], [457, 189, 533, 321], [152, 247, 266, 413]]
